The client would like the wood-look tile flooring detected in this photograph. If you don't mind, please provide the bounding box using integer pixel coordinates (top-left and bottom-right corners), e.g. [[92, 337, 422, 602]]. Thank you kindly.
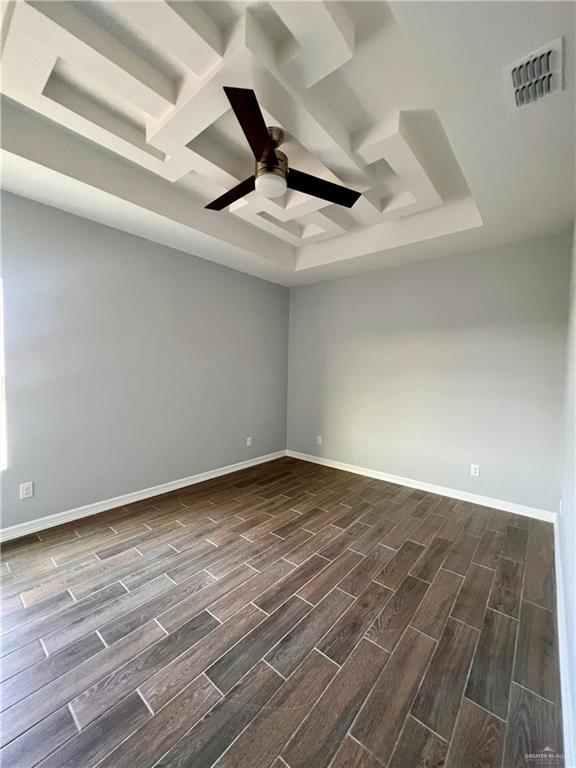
[[0, 458, 563, 768]]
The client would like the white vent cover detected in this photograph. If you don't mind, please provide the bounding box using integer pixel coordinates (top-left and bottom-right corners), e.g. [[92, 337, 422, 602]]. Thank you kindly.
[[505, 38, 564, 108]]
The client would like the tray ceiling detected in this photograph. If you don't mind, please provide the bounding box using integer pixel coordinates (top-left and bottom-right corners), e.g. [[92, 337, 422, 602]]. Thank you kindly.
[[1, 1, 573, 284]]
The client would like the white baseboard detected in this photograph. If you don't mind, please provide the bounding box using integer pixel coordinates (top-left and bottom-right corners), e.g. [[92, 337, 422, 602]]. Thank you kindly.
[[0, 451, 286, 543], [554, 519, 576, 768], [2, 448, 556, 541], [286, 450, 556, 522]]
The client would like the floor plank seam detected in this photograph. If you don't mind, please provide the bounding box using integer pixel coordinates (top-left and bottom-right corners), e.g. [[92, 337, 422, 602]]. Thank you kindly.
[[313, 646, 342, 668], [512, 679, 560, 708], [263, 658, 287, 679], [522, 597, 555, 614], [153, 618, 169, 636], [410, 712, 450, 744], [38, 636, 49, 657], [409, 624, 440, 645], [447, 613, 483, 633], [444, 587, 490, 760], [137, 687, 156, 716], [471, 558, 497, 571], [67, 701, 82, 732], [342, 619, 417, 761], [361, 634, 388, 652], [345, 729, 387, 767], [487, 605, 520, 623], [279, 653, 351, 764], [335, 585, 356, 599], [295, 595, 315, 607], [381, 620, 444, 764], [497, 542, 530, 768], [249, 601, 270, 616], [462, 694, 508, 724], [204, 607, 222, 624]]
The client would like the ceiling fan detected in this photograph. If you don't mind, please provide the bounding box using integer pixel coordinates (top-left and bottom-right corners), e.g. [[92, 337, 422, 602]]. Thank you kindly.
[[205, 87, 362, 211]]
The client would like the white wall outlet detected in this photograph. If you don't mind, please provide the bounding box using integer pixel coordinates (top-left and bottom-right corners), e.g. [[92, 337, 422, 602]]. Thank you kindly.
[[316, 435, 323, 445], [246, 436, 252, 447], [19, 481, 34, 500], [470, 464, 481, 478]]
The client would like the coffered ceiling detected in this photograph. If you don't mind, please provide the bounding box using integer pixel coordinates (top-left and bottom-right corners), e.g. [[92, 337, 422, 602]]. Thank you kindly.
[[1, 1, 574, 284]]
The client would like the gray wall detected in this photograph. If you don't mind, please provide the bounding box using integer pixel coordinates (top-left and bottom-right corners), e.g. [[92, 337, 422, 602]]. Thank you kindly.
[[287, 234, 571, 511], [1, 191, 571, 533], [1, 193, 288, 528]]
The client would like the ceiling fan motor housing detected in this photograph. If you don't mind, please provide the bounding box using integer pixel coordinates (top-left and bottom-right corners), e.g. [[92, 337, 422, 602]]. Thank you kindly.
[[256, 149, 287, 180]]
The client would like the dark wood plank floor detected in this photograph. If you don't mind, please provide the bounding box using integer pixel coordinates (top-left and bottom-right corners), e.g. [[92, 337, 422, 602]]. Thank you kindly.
[[0, 457, 564, 768]]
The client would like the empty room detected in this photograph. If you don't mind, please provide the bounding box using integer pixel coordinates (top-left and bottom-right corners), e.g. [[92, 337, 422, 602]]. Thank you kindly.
[[0, 1, 574, 767]]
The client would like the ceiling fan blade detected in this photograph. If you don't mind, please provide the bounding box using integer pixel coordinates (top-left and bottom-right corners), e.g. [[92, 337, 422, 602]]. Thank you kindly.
[[287, 168, 361, 208], [223, 87, 276, 163], [205, 176, 255, 210]]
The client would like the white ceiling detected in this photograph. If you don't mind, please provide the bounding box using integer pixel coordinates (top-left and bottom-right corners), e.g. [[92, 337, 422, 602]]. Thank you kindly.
[[1, 1, 574, 285]]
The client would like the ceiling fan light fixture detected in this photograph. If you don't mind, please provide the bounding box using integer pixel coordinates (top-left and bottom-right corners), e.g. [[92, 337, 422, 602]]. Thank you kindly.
[[205, 88, 361, 211], [255, 171, 287, 198]]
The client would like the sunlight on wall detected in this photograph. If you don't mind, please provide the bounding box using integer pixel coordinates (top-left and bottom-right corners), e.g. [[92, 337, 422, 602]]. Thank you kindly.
[[0, 279, 7, 470]]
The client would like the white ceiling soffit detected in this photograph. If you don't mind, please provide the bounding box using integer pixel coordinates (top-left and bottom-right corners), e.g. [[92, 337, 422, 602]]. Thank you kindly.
[[0, 1, 573, 285]]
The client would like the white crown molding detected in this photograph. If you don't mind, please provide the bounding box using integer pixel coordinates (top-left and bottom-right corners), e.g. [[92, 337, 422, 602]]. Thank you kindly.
[[286, 450, 556, 522], [0, 451, 285, 543]]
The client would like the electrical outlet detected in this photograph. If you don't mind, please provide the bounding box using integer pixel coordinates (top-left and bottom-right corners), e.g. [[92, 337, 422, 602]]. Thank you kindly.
[[470, 464, 480, 478], [246, 436, 252, 447], [316, 435, 322, 445], [19, 481, 34, 500]]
